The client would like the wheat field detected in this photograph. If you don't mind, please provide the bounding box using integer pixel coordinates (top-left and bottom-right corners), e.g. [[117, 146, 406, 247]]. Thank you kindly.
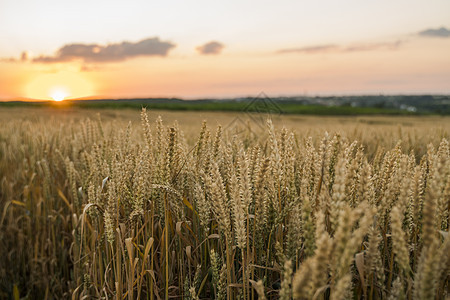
[[0, 108, 449, 299]]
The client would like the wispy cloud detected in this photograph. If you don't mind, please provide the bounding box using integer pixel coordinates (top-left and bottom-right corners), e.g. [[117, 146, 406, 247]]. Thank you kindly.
[[196, 41, 225, 55], [418, 27, 450, 38], [32, 37, 176, 63], [0, 51, 29, 63], [343, 40, 402, 52], [0, 57, 17, 63], [277, 41, 402, 54], [276, 44, 338, 54], [80, 64, 103, 72]]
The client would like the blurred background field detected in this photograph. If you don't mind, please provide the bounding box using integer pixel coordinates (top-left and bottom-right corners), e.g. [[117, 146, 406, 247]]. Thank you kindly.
[[1, 106, 448, 156]]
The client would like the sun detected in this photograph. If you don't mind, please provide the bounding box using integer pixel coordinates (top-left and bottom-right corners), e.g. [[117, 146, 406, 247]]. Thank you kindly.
[[50, 87, 69, 101]]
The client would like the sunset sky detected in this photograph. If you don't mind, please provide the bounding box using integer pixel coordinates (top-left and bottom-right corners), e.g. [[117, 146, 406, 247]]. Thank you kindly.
[[1, 0, 450, 101]]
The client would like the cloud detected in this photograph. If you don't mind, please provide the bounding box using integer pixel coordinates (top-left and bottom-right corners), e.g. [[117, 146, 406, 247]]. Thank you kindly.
[[80, 64, 103, 72], [343, 40, 402, 52], [0, 57, 17, 63], [277, 41, 402, 54], [32, 37, 175, 63], [418, 27, 450, 38], [276, 44, 338, 54], [20, 51, 28, 61], [196, 41, 225, 55], [0, 51, 29, 63]]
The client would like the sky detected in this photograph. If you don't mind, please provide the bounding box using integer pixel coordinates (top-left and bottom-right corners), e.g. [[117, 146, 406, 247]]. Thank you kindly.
[[0, 0, 450, 101]]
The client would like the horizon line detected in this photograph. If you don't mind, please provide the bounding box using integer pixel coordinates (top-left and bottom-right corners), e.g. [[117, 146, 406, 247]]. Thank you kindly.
[[1, 92, 450, 103]]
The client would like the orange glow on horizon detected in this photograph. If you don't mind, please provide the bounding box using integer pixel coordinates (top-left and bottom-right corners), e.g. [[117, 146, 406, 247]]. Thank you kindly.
[[0, 36, 446, 101], [24, 71, 95, 100]]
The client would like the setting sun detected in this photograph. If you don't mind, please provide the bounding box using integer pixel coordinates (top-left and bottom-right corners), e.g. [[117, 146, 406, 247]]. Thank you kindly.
[[24, 71, 94, 100], [50, 87, 69, 101]]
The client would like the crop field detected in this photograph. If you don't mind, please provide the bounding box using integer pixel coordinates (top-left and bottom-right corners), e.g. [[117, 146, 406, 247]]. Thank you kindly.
[[0, 107, 449, 299]]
